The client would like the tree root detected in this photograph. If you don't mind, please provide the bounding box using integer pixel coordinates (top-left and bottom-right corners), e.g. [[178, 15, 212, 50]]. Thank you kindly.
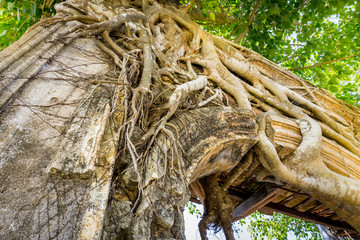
[[256, 112, 360, 209], [138, 76, 208, 145], [199, 174, 235, 240], [222, 151, 254, 191]]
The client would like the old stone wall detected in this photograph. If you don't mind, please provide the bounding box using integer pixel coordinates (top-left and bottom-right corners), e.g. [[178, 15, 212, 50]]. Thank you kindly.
[[0, 37, 117, 239]]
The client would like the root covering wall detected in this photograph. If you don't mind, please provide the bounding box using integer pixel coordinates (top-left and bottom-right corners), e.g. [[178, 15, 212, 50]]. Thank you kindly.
[[1, 0, 360, 239]]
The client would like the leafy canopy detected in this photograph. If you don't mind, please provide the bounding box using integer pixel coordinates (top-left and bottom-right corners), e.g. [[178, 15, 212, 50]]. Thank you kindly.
[[0, 0, 59, 51], [247, 211, 322, 240], [187, 0, 360, 106]]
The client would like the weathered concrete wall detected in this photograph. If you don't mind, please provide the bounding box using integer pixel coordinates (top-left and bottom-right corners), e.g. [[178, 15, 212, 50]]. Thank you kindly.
[[0, 36, 118, 239]]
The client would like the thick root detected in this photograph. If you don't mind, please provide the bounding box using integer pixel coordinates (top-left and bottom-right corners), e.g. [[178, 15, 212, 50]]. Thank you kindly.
[[199, 174, 234, 240]]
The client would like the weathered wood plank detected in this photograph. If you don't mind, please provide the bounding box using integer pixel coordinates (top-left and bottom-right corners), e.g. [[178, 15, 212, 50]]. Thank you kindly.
[[232, 185, 280, 220]]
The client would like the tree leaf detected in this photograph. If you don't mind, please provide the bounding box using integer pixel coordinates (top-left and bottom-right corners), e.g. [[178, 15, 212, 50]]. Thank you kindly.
[[209, 12, 215, 21], [329, 85, 339, 92]]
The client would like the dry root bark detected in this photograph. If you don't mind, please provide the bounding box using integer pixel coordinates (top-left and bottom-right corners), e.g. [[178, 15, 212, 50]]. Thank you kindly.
[[3, 0, 360, 238], [199, 174, 234, 240], [256, 112, 360, 229]]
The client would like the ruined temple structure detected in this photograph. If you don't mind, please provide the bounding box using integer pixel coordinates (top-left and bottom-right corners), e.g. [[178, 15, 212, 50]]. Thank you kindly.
[[1, 0, 360, 239]]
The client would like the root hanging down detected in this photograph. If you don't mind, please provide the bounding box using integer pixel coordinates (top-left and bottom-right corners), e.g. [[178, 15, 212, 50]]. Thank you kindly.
[[199, 174, 235, 240]]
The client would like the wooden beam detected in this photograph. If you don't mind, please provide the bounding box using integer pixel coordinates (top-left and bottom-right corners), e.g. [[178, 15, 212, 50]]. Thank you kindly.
[[189, 197, 202, 204], [189, 181, 205, 204], [232, 185, 280, 220]]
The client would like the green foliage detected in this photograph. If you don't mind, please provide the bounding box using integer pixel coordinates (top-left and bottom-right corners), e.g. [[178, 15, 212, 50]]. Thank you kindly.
[[0, 0, 59, 50], [191, 0, 360, 107], [186, 201, 202, 218], [248, 211, 322, 240]]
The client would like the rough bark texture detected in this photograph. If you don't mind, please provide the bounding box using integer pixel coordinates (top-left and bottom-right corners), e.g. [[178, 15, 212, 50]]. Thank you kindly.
[[102, 107, 257, 239], [1, 0, 360, 239]]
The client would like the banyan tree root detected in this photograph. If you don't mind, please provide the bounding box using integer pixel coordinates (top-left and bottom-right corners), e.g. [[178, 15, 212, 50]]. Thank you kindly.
[[42, 0, 359, 152], [138, 76, 208, 145], [256, 112, 360, 230], [199, 174, 235, 240], [15, 0, 360, 237]]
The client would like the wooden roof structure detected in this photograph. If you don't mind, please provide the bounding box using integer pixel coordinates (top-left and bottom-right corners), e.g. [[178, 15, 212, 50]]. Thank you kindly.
[[189, 61, 360, 238], [190, 114, 360, 237]]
